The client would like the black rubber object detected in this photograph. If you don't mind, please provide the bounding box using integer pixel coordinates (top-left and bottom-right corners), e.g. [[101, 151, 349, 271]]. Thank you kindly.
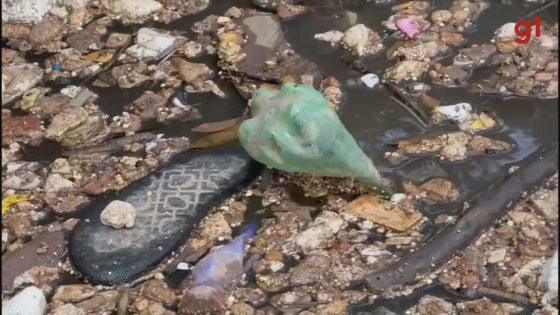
[[365, 148, 558, 292]]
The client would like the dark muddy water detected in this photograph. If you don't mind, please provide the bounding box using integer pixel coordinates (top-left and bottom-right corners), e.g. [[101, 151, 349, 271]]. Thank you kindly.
[[16, 0, 558, 313]]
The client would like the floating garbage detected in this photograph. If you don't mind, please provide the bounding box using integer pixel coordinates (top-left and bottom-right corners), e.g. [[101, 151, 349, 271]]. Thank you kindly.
[[239, 82, 391, 194], [360, 73, 380, 88], [314, 30, 344, 46], [125, 28, 186, 60], [344, 195, 422, 232], [178, 224, 257, 314], [2, 194, 31, 216], [432, 103, 498, 132], [433, 103, 473, 124], [396, 16, 430, 39]]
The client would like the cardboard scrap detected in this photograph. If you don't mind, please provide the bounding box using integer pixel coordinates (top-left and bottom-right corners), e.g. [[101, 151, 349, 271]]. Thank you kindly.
[[344, 195, 422, 232]]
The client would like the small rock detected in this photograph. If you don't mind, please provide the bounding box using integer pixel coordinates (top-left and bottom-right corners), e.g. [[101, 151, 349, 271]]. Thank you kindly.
[[431, 10, 452, 23], [105, 32, 132, 49], [53, 284, 97, 303], [186, 212, 232, 252], [531, 188, 558, 221], [3, 172, 43, 191], [29, 18, 66, 52], [13, 266, 60, 291], [2, 286, 46, 315], [429, 64, 469, 87], [295, 211, 343, 253], [182, 41, 203, 58], [2, 114, 43, 146], [100, 200, 136, 229], [5, 212, 33, 238], [487, 247, 507, 264], [277, 4, 308, 20], [108, 0, 163, 24], [51, 304, 86, 315], [385, 60, 429, 82], [390, 193, 407, 204], [75, 290, 120, 314], [45, 191, 89, 214], [289, 254, 331, 286], [170, 57, 212, 88], [44, 107, 89, 140], [314, 30, 344, 46], [316, 301, 349, 315], [540, 250, 558, 304], [138, 279, 177, 308], [44, 173, 74, 193], [269, 290, 312, 311], [256, 273, 290, 293], [417, 295, 456, 315], [385, 236, 414, 246], [402, 178, 459, 205], [2, 0, 52, 25], [230, 302, 255, 315], [126, 28, 185, 60], [2, 63, 44, 106], [250, 0, 287, 10], [440, 32, 464, 46], [456, 298, 517, 315], [342, 24, 383, 56], [315, 211, 344, 233]]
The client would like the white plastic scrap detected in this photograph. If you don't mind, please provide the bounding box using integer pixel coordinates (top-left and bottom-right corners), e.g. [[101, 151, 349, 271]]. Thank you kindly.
[[125, 28, 185, 60], [433, 103, 473, 124], [176, 262, 190, 270], [60, 85, 82, 99], [541, 249, 558, 305], [360, 73, 380, 88], [314, 30, 344, 46], [390, 193, 407, 204]]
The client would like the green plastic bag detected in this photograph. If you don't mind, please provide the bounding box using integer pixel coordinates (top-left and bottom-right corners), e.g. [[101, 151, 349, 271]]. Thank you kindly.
[[239, 83, 392, 195]]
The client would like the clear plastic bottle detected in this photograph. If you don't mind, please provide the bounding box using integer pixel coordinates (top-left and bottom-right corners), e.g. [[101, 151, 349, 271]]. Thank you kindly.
[[178, 224, 257, 314]]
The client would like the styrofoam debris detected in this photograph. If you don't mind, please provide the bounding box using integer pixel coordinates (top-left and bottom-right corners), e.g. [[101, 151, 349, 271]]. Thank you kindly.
[[360, 73, 380, 88]]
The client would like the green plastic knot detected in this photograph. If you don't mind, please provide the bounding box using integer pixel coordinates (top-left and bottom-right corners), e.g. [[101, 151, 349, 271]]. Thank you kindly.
[[239, 83, 391, 194]]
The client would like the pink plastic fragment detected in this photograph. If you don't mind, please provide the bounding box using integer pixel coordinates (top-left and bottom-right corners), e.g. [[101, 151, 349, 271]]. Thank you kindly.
[[396, 17, 430, 39]]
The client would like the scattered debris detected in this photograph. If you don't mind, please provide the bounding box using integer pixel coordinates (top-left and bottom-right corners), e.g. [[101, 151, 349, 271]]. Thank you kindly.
[[179, 224, 257, 314], [360, 73, 380, 88], [386, 131, 511, 164], [344, 195, 423, 232], [2, 63, 44, 106]]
